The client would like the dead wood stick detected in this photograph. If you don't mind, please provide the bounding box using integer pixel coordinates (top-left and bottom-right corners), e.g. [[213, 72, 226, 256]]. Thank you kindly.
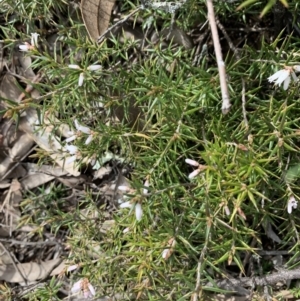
[[207, 267, 300, 295], [206, 0, 231, 114]]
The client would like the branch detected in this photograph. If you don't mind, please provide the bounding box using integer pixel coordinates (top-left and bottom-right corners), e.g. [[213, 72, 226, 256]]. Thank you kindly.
[[206, 0, 231, 114], [207, 267, 300, 295]]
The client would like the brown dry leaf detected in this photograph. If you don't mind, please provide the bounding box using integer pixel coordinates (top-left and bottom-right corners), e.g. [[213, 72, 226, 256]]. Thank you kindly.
[[23, 162, 69, 177], [21, 174, 55, 190], [0, 132, 34, 179], [21, 162, 71, 189], [0, 258, 65, 283], [81, 0, 116, 40], [18, 108, 80, 177], [0, 74, 23, 104]]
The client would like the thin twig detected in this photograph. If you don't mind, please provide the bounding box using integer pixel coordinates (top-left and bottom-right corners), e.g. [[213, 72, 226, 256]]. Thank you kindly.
[[206, 0, 231, 114], [207, 267, 300, 294], [192, 241, 209, 301]]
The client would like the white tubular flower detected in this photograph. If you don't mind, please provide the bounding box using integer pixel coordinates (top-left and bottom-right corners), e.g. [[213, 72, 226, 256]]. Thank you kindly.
[[66, 120, 93, 144], [143, 179, 149, 195], [119, 201, 133, 209], [162, 248, 170, 260], [65, 135, 76, 143], [78, 72, 85, 87], [224, 205, 231, 216], [68, 63, 101, 86], [188, 169, 201, 179], [85, 135, 93, 145], [71, 280, 82, 294], [135, 203, 143, 221], [287, 195, 298, 214], [71, 278, 95, 299], [118, 185, 131, 192], [65, 144, 78, 155], [185, 158, 207, 179], [74, 119, 91, 134], [268, 66, 299, 90], [123, 227, 130, 234], [68, 64, 81, 70], [119, 180, 148, 222], [31, 33, 39, 47], [64, 144, 79, 164], [294, 65, 300, 72], [162, 238, 176, 260], [120, 201, 143, 221], [19, 42, 32, 52], [185, 158, 200, 167], [67, 264, 79, 272], [19, 33, 39, 52], [87, 64, 102, 71]]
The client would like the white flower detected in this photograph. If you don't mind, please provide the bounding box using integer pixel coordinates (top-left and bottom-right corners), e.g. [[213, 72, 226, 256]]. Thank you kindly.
[[85, 134, 93, 145], [162, 248, 170, 260], [135, 203, 143, 221], [143, 179, 149, 195], [224, 205, 231, 216], [287, 195, 298, 214], [65, 144, 78, 155], [161, 238, 176, 260], [31, 33, 39, 47], [119, 201, 132, 208], [185, 158, 200, 167], [68, 64, 81, 70], [19, 33, 39, 52], [71, 278, 95, 298], [123, 227, 130, 233], [68, 63, 102, 86], [294, 65, 300, 72], [78, 73, 85, 87], [268, 66, 299, 90], [120, 201, 143, 221], [87, 64, 102, 71], [64, 144, 79, 164], [19, 42, 32, 52], [185, 158, 207, 179], [118, 179, 149, 221], [74, 119, 91, 135], [66, 119, 93, 145], [118, 185, 131, 192], [67, 264, 79, 272]]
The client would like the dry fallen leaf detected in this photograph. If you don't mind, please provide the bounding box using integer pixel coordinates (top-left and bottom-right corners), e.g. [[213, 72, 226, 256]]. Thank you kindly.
[[0, 258, 65, 283], [81, 0, 116, 41], [0, 132, 34, 179], [19, 108, 80, 177], [0, 74, 23, 104]]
